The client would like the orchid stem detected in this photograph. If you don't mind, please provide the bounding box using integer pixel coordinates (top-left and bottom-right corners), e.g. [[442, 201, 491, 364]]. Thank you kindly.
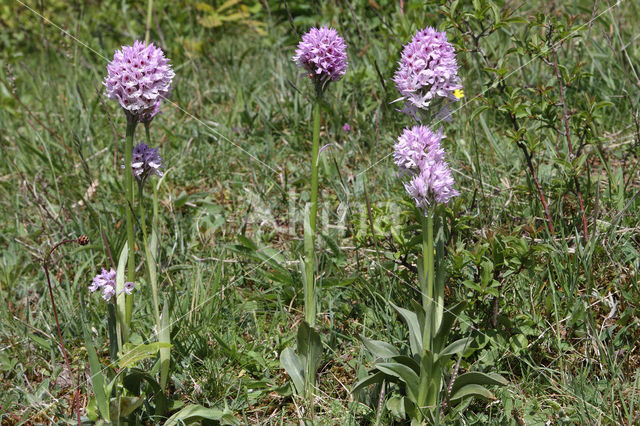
[[305, 98, 321, 328], [124, 116, 137, 338]]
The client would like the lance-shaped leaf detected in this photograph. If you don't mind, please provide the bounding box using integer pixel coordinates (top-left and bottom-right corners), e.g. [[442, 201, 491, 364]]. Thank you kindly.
[[375, 362, 420, 402], [433, 302, 466, 353], [390, 302, 422, 357], [449, 384, 495, 403], [390, 355, 420, 375], [164, 403, 240, 425], [362, 337, 400, 359], [117, 342, 171, 369], [297, 321, 323, 382], [351, 371, 387, 394], [159, 302, 171, 391], [440, 337, 473, 357], [115, 242, 129, 342], [451, 372, 508, 396], [280, 347, 304, 395]]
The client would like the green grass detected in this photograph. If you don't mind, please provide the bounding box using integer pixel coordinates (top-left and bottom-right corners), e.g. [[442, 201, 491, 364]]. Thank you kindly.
[[1, 0, 639, 424]]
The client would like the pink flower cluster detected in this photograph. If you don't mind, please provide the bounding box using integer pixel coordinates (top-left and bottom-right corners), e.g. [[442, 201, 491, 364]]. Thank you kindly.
[[395, 126, 458, 213], [89, 268, 134, 301], [103, 40, 174, 120], [131, 142, 163, 183], [393, 27, 461, 114], [293, 26, 348, 89], [393, 125, 445, 174]]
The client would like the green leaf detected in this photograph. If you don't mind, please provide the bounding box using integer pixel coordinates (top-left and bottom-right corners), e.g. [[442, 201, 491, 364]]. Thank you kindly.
[[83, 326, 109, 421], [362, 337, 400, 359], [280, 348, 304, 395], [451, 372, 508, 396], [386, 395, 406, 419], [123, 368, 169, 414], [390, 302, 422, 357], [351, 371, 386, 394], [117, 342, 171, 369], [297, 322, 322, 388], [434, 302, 466, 352], [440, 337, 473, 357], [110, 396, 144, 418], [164, 404, 240, 425], [115, 242, 128, 341], [449, 384, 495, 403], [159, 302, 171, 391], [375, 362, 420, 402], [390, 355, 420, 375]]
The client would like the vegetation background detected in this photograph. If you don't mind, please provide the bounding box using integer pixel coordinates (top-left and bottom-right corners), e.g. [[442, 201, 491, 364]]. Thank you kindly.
[[1, 0, 639, 424]]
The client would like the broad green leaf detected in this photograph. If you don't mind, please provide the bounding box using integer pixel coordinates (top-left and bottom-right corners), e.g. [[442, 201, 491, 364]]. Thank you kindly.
[[440, 337, 473, 357], [390, 355, 420, 375], [117, 342, 171, 369], [451, 372, 508, 396], [164, 404, 240, 425], [362, 337, 400, 359], [83, 326, 109, 421], [352, 371, 386, 394], [390, 302, 422, 357], [386, 395, 406, 419], [375, 362, 420, 402], [297, 322, 322, 388], [280, 347, 304, 395], [449, 384, 495, 403]]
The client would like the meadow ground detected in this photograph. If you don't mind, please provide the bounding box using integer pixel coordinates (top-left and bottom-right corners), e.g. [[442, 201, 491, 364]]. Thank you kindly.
[[1, 0, 639, 424]]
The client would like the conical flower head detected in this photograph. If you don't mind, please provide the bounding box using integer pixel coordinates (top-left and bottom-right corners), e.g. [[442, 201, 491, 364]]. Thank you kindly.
[[404, 158, 459, 213], [293, 26, 348, 91], [393, 27, 461, 114], [103, 40, 175, 119], [394, 125, 445, 174], [131, 142, 163, 182]]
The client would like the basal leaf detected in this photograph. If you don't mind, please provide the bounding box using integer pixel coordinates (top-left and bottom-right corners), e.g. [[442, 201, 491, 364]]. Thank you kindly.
[[451, 372, 508, 396], [164, 404, 239, 425], [375, 362, 420, 402], [280, 347, 304, 395], [449, 384, 495, 403], [390, 302, 423, 357], [362, 337, 400, 359]]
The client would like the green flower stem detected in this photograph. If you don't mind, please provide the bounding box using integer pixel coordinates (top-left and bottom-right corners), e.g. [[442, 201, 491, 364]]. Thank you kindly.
[[418, 212, 435, 417], [421, 213, 434, 349], [144, 0, 154, 44], [124, 117, 137, 334], [304, 99, 321, 328]]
